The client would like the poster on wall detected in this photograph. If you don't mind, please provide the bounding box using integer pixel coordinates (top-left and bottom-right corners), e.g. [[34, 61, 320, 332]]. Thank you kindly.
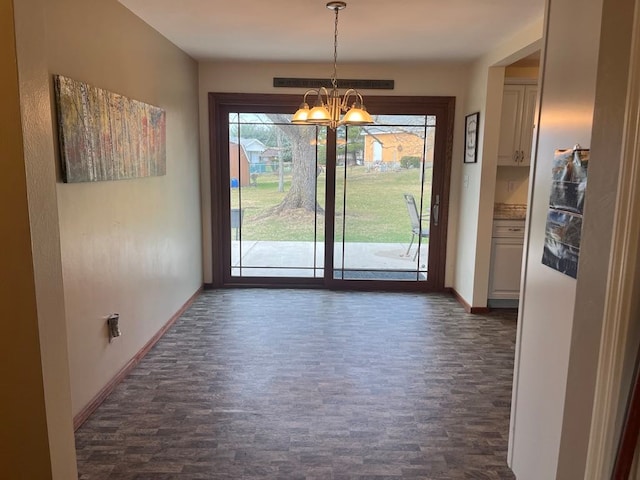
[[541, 147, 589, 278], [54, 75, 166, 183]]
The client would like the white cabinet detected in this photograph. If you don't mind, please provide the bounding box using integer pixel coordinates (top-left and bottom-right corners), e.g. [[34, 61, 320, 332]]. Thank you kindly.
[[497, 84, 538, 167], [488, 220, 525, 304]]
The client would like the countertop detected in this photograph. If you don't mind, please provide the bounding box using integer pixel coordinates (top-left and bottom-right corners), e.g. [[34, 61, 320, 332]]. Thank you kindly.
[[493, 203, 527, 220]]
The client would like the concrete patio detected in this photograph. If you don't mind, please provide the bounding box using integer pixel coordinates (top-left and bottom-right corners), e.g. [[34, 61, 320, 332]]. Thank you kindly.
[[231, 241, 429, 279]]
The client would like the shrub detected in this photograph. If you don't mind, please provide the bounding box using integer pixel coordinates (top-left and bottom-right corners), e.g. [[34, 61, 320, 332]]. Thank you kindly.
[[400, 156, 421, 169]]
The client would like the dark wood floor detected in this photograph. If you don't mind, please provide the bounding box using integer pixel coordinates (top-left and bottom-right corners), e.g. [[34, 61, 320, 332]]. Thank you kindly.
[[76, 289, 517, 479]]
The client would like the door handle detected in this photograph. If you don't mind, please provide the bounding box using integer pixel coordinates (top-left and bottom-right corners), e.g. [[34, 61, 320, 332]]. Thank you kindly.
[[513, 151, 520, 163], [432, 194, 440, 227]]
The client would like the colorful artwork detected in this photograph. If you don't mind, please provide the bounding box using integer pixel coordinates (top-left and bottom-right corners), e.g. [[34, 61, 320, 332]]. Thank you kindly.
[[542, 148, 589, 278], [54, 75, 166, 183]]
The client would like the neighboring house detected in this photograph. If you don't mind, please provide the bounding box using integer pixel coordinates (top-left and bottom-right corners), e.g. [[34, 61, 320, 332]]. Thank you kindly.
[[361, 127, 434, 168], [229, 141, 251, 187], [260, 147, 282, 173], [239, 138, 267, 173]]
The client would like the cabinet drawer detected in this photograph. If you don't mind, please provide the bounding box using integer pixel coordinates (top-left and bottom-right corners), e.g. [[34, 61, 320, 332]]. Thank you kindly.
[[492, 220, 525, 238]]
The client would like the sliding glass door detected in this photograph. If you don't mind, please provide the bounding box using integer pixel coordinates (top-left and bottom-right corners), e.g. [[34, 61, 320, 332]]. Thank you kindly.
[[210, 93, 453, 291], [228, 113, 326, 278], [332, 116, 435, 282]]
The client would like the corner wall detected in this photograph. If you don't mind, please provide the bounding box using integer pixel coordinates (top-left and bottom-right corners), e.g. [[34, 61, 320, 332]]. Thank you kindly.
[[557, 0, 637, 476], [508, 0, 606, 477], [1, 0, 60, 477], [16, 0, 203, 420]]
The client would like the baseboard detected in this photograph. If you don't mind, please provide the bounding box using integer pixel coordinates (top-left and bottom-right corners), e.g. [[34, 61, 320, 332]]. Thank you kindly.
[[449, 287, 491, 314], [73, 286, 203, 431]]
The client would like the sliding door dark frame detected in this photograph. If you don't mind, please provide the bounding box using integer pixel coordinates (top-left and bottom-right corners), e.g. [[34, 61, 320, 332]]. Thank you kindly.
[[209, 93, 320, 288], [323, 95, 455, 292], [208, 92, 454, 291]]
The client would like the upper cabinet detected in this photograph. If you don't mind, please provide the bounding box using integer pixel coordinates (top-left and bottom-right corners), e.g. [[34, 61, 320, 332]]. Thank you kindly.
[[497, 84, 538, 167]]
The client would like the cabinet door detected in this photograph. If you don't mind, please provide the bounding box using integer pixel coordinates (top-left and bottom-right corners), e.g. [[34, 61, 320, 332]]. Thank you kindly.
[[488, 237, 524, 299], [497, 85, 524, 166], [518, 85, 538, 166]]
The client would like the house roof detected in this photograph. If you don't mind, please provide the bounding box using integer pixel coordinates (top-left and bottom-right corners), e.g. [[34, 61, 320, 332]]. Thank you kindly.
[[239, 138, 266, 153]]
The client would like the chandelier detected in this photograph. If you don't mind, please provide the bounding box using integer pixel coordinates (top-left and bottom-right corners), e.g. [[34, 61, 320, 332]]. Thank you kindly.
[[291, 1, 374, 130]]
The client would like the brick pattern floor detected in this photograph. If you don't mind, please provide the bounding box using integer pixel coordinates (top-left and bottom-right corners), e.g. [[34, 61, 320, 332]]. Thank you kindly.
[[75, 289, 517, 479]]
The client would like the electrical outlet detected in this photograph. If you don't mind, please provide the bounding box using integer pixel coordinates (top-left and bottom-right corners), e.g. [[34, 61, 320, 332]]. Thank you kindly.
[[463, 175, 469, 189], [508, 181, 516, 192], [107, 314, 121, 342]]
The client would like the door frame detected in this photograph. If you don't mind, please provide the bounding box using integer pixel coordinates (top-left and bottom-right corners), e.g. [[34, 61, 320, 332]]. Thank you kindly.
[[208, 92, 454, 291]]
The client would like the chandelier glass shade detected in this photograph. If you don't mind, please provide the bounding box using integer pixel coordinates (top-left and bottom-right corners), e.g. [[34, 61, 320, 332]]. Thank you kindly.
[[292, 1, 374, 130]]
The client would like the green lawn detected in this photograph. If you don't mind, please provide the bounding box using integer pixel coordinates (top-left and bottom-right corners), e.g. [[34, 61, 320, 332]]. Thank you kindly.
[[231, 165, 431, 243]]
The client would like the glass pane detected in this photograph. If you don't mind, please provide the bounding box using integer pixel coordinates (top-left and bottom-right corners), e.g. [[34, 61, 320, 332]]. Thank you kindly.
[[334, 116, 435, 281], [229, 112, 325, 278]]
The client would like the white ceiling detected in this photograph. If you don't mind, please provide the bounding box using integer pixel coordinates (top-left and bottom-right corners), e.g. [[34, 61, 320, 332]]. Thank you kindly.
[[118, 0, 544, 63]]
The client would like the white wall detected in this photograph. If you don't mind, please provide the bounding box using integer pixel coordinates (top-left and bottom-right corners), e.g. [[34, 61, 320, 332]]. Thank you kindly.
[[557, 0, 638, 476], [454, 19, 543, 307], [16, 0, 203, 420], [198, 61, 470, 286], [508, 0, 607, 476]]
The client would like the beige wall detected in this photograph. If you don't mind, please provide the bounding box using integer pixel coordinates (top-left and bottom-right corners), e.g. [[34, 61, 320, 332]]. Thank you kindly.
[[13, 0, 203, 429], [198, 61, 470, 286], [47, 0, 202, 416], [12, 0, 79, 476], [1, 0, 56, 477]]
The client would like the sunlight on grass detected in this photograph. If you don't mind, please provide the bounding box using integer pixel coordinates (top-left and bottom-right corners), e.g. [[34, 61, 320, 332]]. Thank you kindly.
[[231, 165, 432, 242]]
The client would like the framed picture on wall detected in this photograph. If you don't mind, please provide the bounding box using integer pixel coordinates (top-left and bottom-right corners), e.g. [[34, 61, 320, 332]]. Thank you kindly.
[[464, 112, 480, 164]]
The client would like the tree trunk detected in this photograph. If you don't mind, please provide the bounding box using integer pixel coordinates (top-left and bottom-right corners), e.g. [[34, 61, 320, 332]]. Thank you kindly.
[[279, 132, 317, 210], [277, 128, 284, 193], [267, 115, 323, 215]]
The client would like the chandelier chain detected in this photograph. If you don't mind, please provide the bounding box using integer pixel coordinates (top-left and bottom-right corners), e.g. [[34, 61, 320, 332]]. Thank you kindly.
[[290, 1, 373, 130], [332, 5, 339, 90]]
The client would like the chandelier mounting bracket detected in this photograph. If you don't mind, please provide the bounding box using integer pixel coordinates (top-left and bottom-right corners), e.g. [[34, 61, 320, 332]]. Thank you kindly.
[[326, 1, 346, 11]]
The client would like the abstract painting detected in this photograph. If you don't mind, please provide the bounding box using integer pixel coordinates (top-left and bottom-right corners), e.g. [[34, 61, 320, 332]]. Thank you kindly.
[[54, 75, 166, 183]]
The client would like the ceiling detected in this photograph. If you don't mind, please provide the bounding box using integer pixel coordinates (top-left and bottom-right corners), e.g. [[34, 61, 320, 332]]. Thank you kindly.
[[118, 0, 544, 63]]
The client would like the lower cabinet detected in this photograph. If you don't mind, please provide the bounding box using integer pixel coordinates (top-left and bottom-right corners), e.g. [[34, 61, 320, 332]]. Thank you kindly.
[[488, 220, 525, 307]]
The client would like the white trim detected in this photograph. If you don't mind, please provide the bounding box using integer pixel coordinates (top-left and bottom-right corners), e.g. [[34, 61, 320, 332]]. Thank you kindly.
[[507, 0, 550, 468], [585, 1, 640, 477]]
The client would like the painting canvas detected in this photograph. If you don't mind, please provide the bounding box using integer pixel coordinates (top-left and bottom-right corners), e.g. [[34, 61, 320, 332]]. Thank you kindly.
[[54, 75, 166, 183]]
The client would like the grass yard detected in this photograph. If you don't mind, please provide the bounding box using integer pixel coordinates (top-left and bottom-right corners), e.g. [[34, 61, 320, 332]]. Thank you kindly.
[[231, 165, 432, 243]]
